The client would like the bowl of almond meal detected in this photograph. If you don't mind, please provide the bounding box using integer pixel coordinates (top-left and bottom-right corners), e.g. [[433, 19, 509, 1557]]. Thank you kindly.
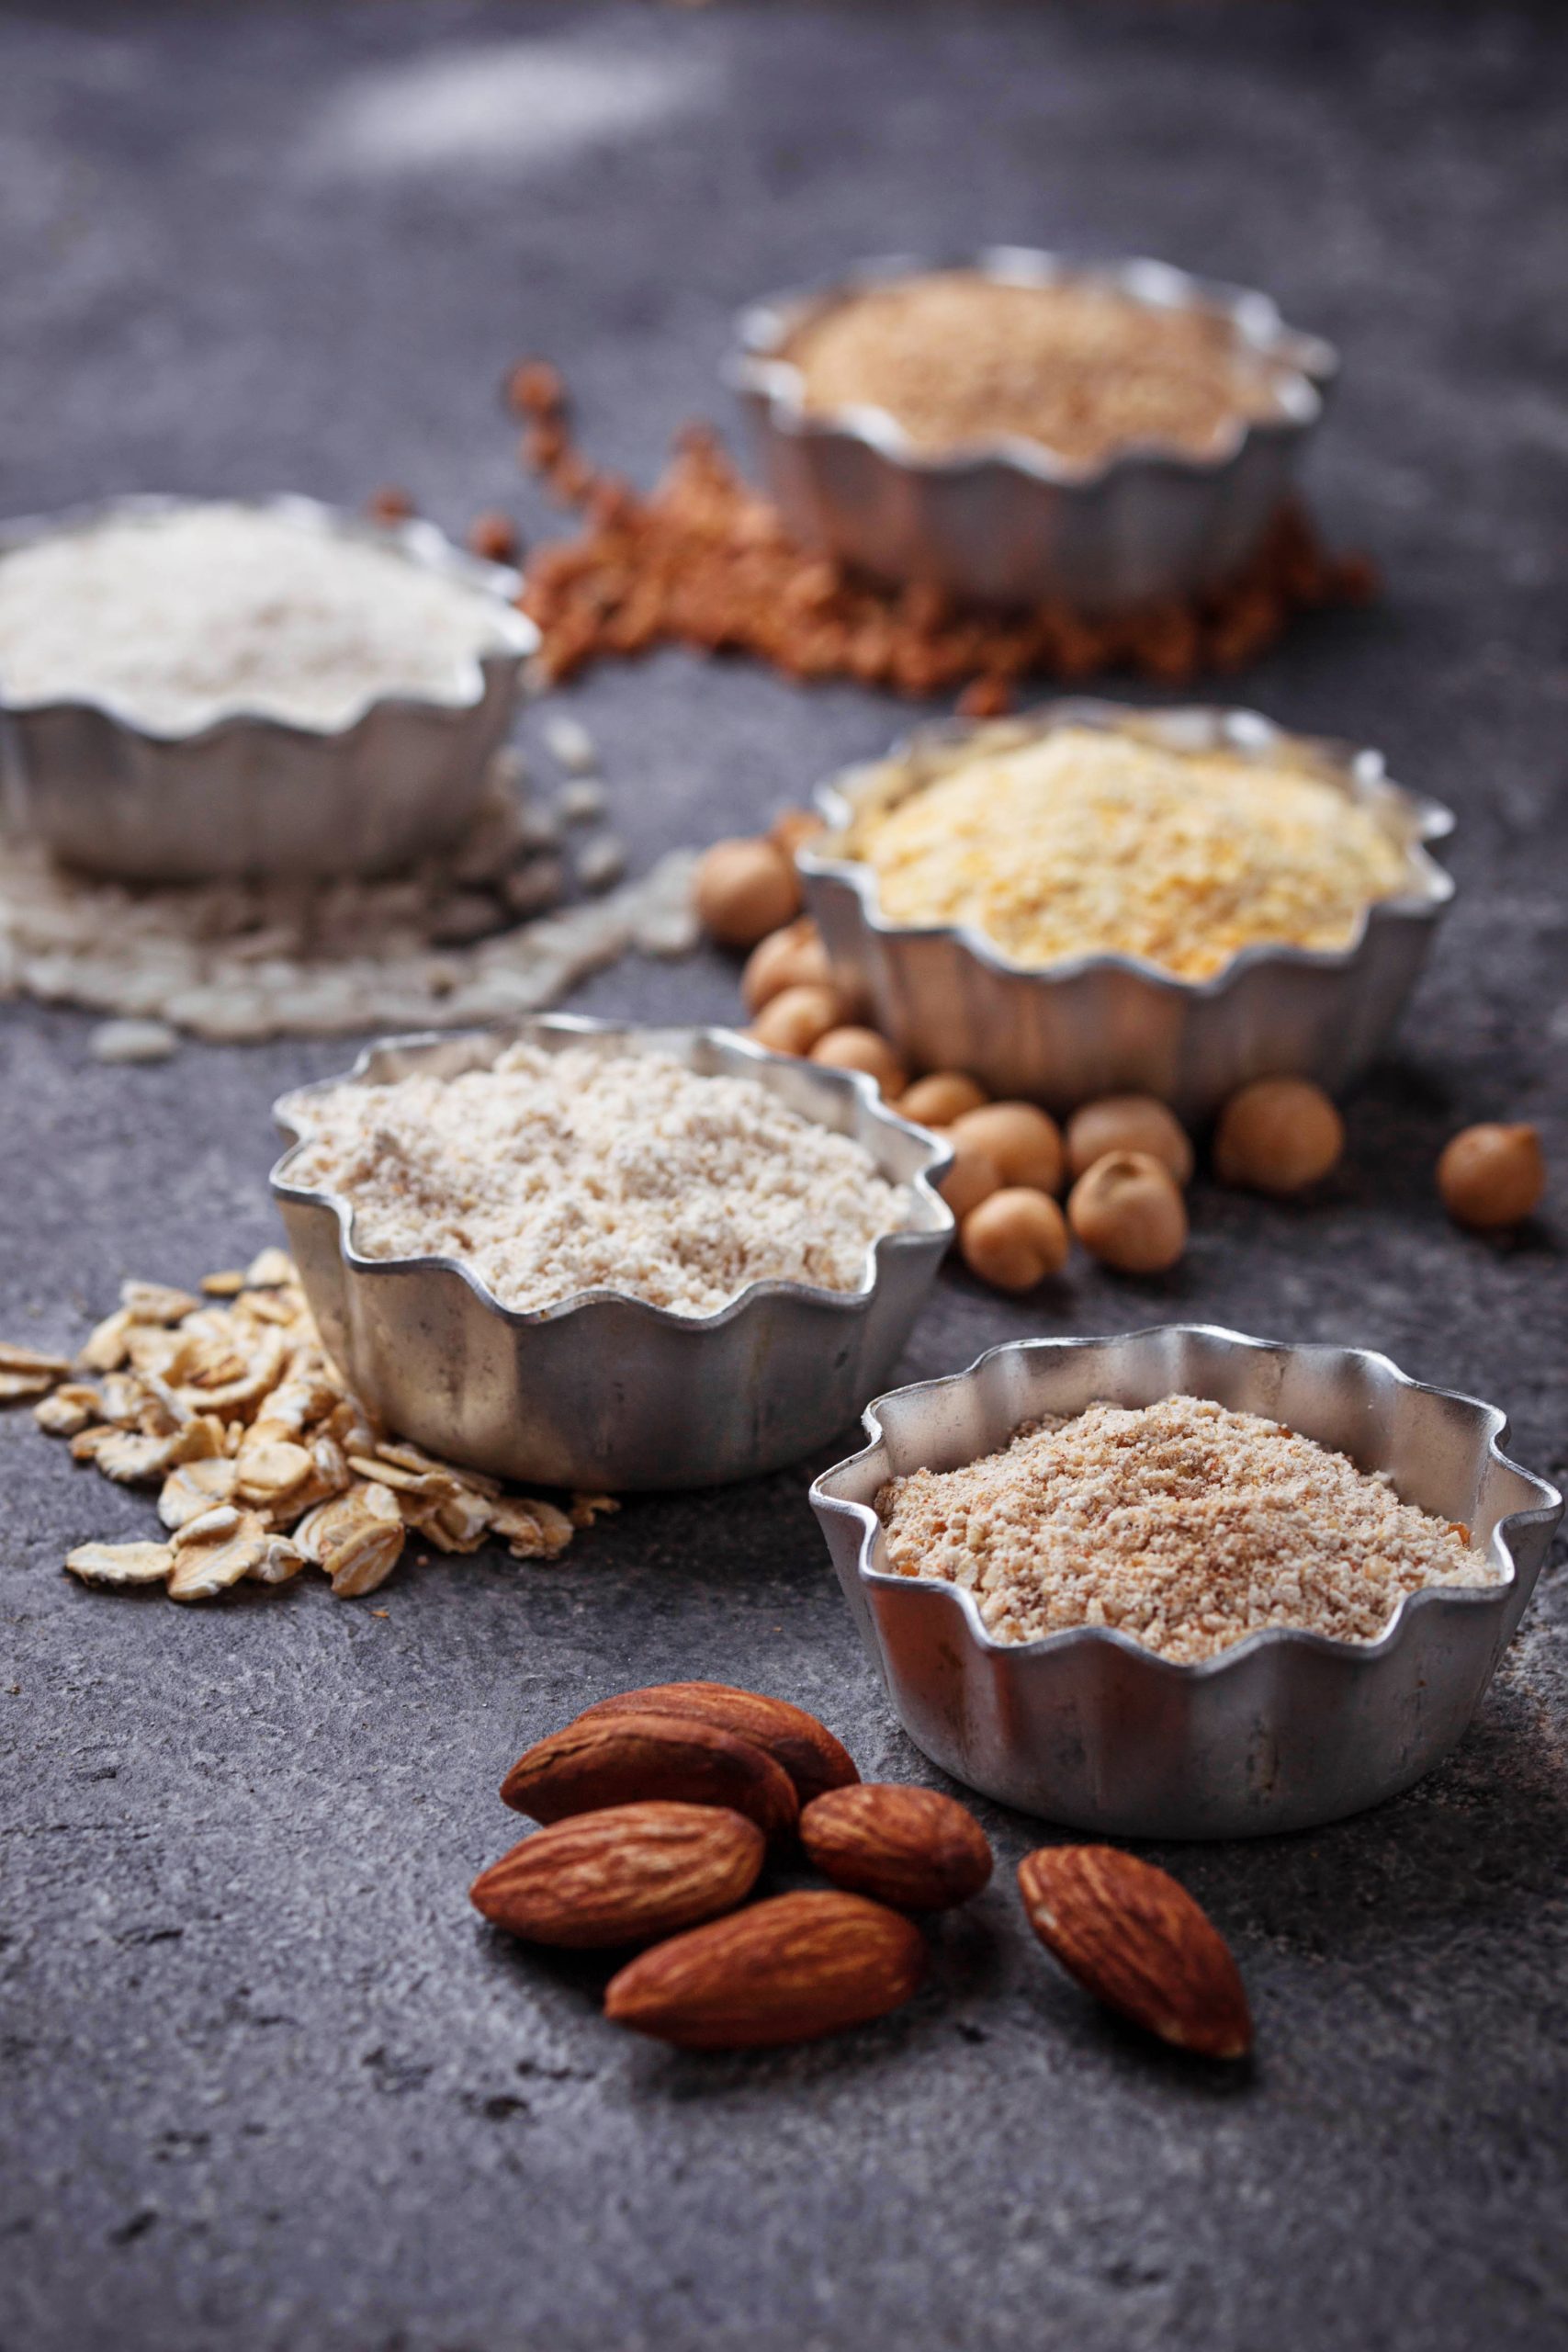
[[810, 1325, 1562, 1838], [728, 249, 1337, 612], [799, 698, 1455, 1118]]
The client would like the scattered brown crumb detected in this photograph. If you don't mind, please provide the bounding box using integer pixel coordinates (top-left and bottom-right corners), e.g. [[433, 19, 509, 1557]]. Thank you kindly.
[[511, 369, 1376, 699], [365, 484, 416, 525], [876, 1394, 1495, 1662]]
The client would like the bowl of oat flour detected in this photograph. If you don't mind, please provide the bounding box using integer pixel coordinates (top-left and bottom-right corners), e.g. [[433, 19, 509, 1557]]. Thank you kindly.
[[0, 494, 537, 880], [270, 1014, 955, 1489]]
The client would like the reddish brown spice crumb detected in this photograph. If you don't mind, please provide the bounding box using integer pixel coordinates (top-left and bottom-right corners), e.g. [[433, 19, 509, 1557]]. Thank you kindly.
[[468, 511, 522, 565], [505, 357, 567, 420], [365, 484, 415, 525], [507, 368, 1377, 699]]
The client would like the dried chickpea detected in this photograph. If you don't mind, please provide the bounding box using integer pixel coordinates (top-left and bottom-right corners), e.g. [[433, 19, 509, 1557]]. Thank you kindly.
[[748, 983, 842, 1057], [898, 1071, 988, 1128], [934, 1133, 1003, 1222], [1067, 1152, 1187, 1273], [951, 1102, 1065, 1196], [1437, 1124, 1545, 1229], [810, 1027, 908, 1099], [1213, 1079, 1344, 1196], [740, 918, 832, 1012], [960, 1188, 1069, 1291], [694, 837, 802, 949], [1066, 1094, 1193, 1187]]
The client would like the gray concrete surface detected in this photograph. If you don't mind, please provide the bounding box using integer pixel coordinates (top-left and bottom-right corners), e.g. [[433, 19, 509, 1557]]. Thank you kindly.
[[2, 5, 1566, 2347]]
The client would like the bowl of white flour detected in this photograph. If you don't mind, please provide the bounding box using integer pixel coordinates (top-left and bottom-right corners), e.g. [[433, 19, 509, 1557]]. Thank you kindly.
[[0, 494, 537, 881]]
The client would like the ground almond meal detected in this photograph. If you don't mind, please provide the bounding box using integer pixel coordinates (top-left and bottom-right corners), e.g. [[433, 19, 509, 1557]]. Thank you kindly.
[[876, 1395, 1495, 1662], [784, 272, 1291, 466], [843, 724, 1410, 978], [282, 1044, 910, 1317]]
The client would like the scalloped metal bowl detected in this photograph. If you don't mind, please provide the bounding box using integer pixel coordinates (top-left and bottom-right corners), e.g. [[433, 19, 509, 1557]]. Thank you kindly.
[[270, 1014, 954, 1493], [799, 698, 1456, 1121], [0, 493, 538, 883], [728, 249, 1337, 612], [810, 1327, 1562, 1838]]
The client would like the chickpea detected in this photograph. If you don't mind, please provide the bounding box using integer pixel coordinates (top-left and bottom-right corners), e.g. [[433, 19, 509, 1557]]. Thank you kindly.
[[1067, 1151, 1187, 1273], [740, 919, 832, 1012], [960, 1188, 1070, 1291], [934, 1133, 1003, 1222], [809, 1026, 908, 1099], [693, 837, 802, 949], [1437, 1124, 1545, 1229], [1213, 1078, 1344, 1196], [748, 983, 842, 1057], [951, 1102, 1065, 1196], [1066, 1094, 1193, 1187], [898, 1071, 988, 1128]]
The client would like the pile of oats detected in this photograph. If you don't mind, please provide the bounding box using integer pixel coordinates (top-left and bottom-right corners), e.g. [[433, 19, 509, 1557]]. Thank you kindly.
[[876, 1394, 1495, 1662], [281, 1042, 911, 1317], [0, 752, 697, 1054], [6, 1252, 615, 1604]]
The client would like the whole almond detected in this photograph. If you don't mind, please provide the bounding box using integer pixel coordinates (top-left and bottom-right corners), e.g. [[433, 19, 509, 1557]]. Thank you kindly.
[[1018, 1846, 1252, 2060], [576, 1680, 858, 1805], [470, 1803, 764, 1949], [604, 1889, 925, 2050], [799, 1783, 992, 1912], [501, 1711, 799, 1840]]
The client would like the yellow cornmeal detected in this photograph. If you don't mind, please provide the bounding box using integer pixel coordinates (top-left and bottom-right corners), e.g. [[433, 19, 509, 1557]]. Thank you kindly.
[[843, 727, 1410, 979]]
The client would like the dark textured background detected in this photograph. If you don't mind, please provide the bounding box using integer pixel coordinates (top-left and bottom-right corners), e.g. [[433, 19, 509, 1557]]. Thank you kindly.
[[3, 6, 1566, 2348]]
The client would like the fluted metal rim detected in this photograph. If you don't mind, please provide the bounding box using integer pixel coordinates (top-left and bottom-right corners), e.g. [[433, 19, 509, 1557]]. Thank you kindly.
[[728, 247, 1338, 492], [801, 698, 1456, 1000], [0, 492, 537, 745], [810, 1324, 1562, 1679], [271, 1012, 955, 1337]]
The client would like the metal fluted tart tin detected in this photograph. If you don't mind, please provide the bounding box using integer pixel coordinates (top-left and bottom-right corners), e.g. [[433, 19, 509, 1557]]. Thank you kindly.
[[0, 493, 537, 883], [810, 1327, 1562, 1840], [799, 698, 1456, 1122], [270, 1014, 954, 1494], [728, 249, 1337, 613]]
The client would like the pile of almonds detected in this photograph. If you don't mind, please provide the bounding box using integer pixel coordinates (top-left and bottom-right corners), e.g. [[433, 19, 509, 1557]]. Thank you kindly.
[[504, 360, 1376, 701], [473, 1679, 1252, 2058], [694, 827, 1550, 1269], [6, 1251, 615, 1603]]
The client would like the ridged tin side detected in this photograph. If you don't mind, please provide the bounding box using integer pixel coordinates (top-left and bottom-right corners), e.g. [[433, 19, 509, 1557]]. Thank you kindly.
[[271, 1015, 954, 1494], [0, 494, 537, 883], [810, 1327, 1562, 1839], [800, 699, 1455, 1120], [728, 250, 1337, 612]]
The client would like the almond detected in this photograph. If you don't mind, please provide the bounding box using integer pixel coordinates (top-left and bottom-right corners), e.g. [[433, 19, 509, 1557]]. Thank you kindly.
[[1017, 1846, 1252, 2060], [501, 1711, 799, 1840], [799, 1783, 992, 1912], [470, 1802, 764, 1949], [604, 1889, 925, 2049], [575, 1680, 858, 1805]]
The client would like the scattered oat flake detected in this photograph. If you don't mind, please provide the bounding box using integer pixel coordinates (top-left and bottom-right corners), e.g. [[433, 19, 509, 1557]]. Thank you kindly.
[[543, 713, 598, 773], [89, 1018, 178, 1065], [29, 1260, 613, 1603], [201, 1271, 247, 1297], [0, 1369, 57, 1404], [0, 1340, 73, 1382], [66, 1541, 173, 1589]]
